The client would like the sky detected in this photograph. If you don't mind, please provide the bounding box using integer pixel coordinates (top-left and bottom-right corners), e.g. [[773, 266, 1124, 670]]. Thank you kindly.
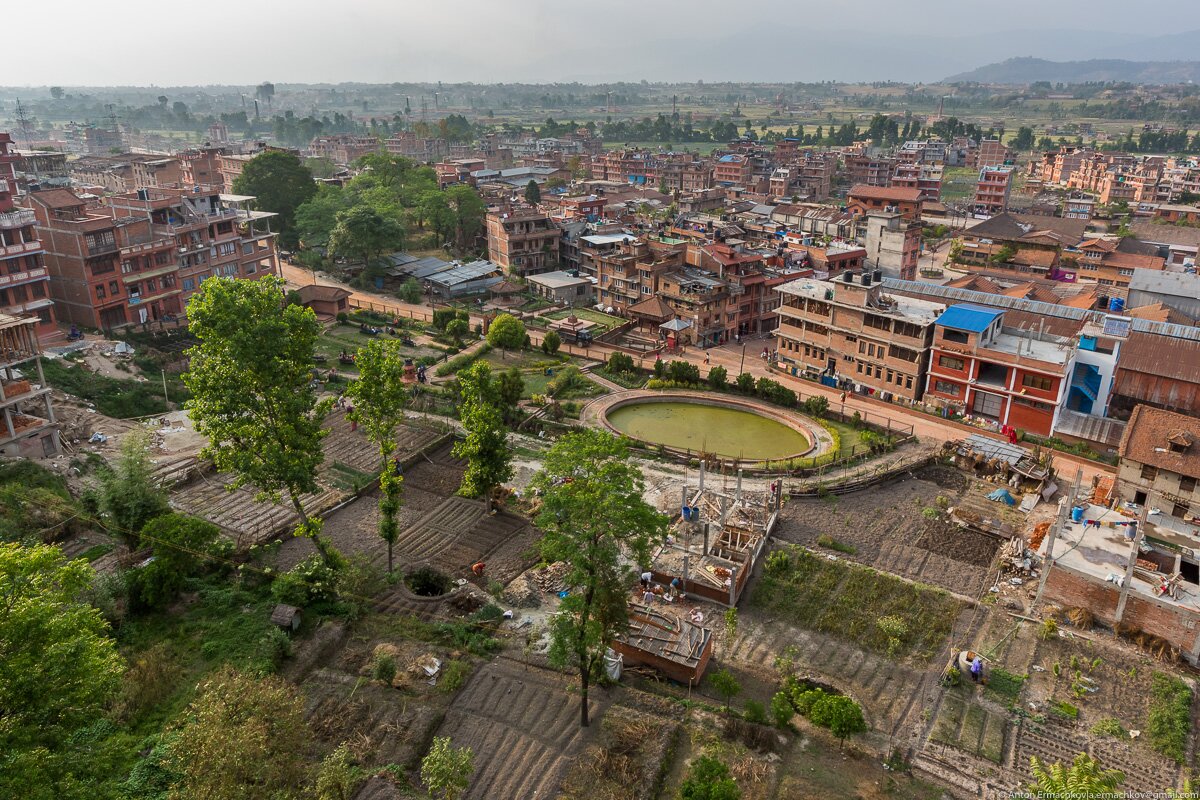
[[7, 0, 1199, 87]]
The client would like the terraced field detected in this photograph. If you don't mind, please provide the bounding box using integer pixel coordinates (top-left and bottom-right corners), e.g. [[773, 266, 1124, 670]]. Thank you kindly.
[[434, 659, 603, 800]]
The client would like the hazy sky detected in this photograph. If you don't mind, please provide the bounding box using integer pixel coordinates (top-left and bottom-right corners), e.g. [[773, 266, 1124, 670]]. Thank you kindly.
[[9, 0, 1199, 86]]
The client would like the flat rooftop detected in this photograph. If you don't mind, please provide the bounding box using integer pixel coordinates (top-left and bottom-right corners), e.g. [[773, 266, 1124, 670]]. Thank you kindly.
[[1041, 502, 1200, 613], [778, 278, 946, 325], [988, 326, 1074, 365]]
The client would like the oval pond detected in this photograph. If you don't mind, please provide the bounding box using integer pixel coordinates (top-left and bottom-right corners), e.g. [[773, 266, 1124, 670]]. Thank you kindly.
[[605, 400, 810, 461]]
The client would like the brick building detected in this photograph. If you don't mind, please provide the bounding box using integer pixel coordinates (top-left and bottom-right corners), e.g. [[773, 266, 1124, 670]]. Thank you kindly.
[[0, 133, 55, 339], [923, 304, 1076, 436], [846, 185, 924, 222], [972, 166, 1013, 217], [774, 271, 942, 401], [0, 313, 59, 458], [485, 207, 561, 277], [1118, 405, 1200, 520], [863, 212, 921, 281], [889, 162, 943, 201]]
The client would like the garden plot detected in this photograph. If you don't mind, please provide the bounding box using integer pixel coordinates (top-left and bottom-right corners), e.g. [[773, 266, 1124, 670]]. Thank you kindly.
[[433, 658, 605, 800], [320, 410, 445, 476], [773, 465, 1001, 596], [930, 689, 1008, 764], [393, 497, 536, 584]]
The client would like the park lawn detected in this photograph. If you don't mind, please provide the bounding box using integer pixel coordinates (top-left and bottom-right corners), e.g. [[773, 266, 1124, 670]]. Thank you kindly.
[[544, 307, 626, 332], [479, 348, 568, 371], [314, 325, 445, 374], [822, 417, 869, 460], [752, 544, 960, 661], [520, 368, 605, 400]]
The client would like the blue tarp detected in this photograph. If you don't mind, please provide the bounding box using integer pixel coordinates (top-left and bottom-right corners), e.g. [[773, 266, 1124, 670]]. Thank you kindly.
[[987, 488, 1017, 506], [935, 304, 1005, 334]]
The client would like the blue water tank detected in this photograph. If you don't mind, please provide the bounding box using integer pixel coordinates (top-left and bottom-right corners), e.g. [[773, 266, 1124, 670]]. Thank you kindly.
[[1071, 506, 1084, 523], [1109, 297, 1125, 313], [681, 507, 691, 521]]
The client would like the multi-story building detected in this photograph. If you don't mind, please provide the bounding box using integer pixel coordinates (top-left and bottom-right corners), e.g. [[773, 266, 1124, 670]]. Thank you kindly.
[[1117, 405, 1200, 522], [1070, 236, 1166, 294], [307, 135, 379, 165], [774, 271, 942, 401], [179, 147, 226, 190], [846, 185, 924, 222], [713, 154, 752, 186], [105, 186, 279, 304], [1063, 195, 1096, 220], [864, 212, 921, 281], [972, 166, 1013, 217], [974, 138, 1014, 169], [896, 140, 946, 165], [384, 132, 448, 162], [889, 162, 943, 201], [594, 238, 686, 313], [844, 154, 895, 188], [657, 267, 733, 347], [923, 304, 1076, 436], [0, 134, 55, 340], [1037, 146, 1091, 185], [485, 207, 561, 277], [782, 236, 867, 275], [0, 313, 59, 458], [30, 186, 277, 329]]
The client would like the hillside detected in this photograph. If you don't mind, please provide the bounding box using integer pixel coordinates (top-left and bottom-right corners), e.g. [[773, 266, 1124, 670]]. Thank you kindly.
[[946, 57, 1200, 85]]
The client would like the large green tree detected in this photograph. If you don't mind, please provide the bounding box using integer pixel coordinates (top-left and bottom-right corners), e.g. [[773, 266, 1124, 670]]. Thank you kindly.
[[485, 313, 526, 354], [345, 339, 408, 573], [328, 205, 405, 269], [421, 736, 474, 800], [444, 184, 486, 250], [533, 430, 667, 726], [0, 543, 123, 799], [165, 666, 310, 800], [183, 277, 337, 566], [1028, 754, 1124, 796], [231, 150, 317, 248], [293, 184, 349, 249], [451, 362, 512, 511]]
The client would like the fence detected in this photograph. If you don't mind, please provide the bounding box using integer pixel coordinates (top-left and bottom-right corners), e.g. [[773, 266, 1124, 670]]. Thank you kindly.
[[348, 297, 435, 324]]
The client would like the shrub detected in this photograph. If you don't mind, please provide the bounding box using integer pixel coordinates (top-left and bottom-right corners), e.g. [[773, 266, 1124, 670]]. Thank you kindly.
[[372, 651, 397, 684], [1038, 618, 1059, 641], [541, 329, 561, 355], [486, 313, 526, 351], [815, 534, 856, 555], [771, 691, 794, 727], [680, 755, 740, 800], [802, 395, 829, 416], [707, 364, 728, 389], [271, 554, 340, 606], [765, 549, 791, 575], [709, 668, 742, 711], [744, 699, 767, 725], [810, 694, 867, 744], [653, 359, 666, 378], [735, 372, 756, 393], [439, 659, 472, 694], [398, 277, 423, 304], [336, 312, 349, 324], [432, 308, 458, 330], [1090, 718, 1128, 739], [666, 359, 701, 385], [876, 615, 909, 658], [607, 352, 635, 374], [921, 507, 939, 520]]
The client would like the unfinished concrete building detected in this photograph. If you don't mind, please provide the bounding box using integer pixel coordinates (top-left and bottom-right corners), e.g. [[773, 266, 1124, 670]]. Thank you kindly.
[[649, 467, 778, 607], [0, 313, 58, 458]]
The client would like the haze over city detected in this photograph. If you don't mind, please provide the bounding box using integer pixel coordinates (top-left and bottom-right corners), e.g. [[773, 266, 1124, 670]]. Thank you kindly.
[[7, 0, 1200, 85]]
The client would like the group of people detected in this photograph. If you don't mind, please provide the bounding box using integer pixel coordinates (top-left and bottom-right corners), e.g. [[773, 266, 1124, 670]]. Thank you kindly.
[[639, 571, 686, 606]]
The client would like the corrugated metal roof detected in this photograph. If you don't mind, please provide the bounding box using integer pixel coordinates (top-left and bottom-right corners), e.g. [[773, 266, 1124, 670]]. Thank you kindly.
[[883, 278, 1200, 342], [936, 304, 1005, 333]]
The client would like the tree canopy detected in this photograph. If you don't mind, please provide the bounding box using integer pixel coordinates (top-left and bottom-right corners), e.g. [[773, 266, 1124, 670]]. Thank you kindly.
[[345, 338, 409, 572], [451, 362, 513, 508], [0, 543, 123, 799], [183, 276, 336, 565], [485, 313, 526, 352], [329, 205, 405, 269], [165, 666, 310, 800], [533, 430, 667, 725], [94, 427, 170, 549], [231, 150, 316, 248]]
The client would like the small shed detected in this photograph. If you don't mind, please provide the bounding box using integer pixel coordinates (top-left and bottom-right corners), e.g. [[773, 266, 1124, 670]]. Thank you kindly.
[[270, 604, 302, 632], [295, 285, 351, 320], [612, 602, 713, 685]]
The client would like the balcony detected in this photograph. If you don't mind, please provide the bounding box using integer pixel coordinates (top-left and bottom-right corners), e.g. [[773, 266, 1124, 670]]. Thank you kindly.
[[0, 209, 35, 230], [0, 240, 41, 258], [0, 267, 47, 288]]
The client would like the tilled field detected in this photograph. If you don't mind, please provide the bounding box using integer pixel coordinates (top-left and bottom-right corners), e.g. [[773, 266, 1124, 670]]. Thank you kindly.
[[434, 658, 605, 800], [773, 466, 1001, 596]]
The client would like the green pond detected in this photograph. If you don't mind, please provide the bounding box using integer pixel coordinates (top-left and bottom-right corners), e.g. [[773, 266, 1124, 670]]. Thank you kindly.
[[606, 401, 810, 461]]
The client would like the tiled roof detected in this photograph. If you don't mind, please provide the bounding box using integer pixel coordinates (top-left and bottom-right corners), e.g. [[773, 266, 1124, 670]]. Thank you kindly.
[[1119, 404, 1200, 478], [847, 184, 923, 203]]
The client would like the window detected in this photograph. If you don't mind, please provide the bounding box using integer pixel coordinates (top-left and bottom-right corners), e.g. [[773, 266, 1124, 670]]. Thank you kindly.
[[943, 329, 969, 344], [1173, 502, 1191, 519], [938, 355, 965, 371], [905, 376, 913, 390], [1180, 476, 1196, 493], [30, 282, 45, 299], [242, 243, 254, 255], [155, 250, 171, 266], [934, 380, 959, 396], [182, 278, 195, 291], [1141, 464, 1158, 481], [109, 281, 120, 295], [95, 283, 106, 299], [121, 260, 134, 274], [1022, 373, 1054, 391]]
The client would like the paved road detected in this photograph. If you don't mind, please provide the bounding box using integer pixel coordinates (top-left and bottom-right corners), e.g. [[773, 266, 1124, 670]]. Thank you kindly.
[[279, 260, 1113, 486]]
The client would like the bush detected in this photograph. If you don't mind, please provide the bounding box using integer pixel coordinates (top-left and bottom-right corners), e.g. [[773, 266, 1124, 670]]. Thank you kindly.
[[486, 313, 526, 351], [439, 659, 472, 693], [876, 615, 909, 658], [707, 364, 727, 389], [541, 329, 561, 355], [744, 699, 767, 725], [432, 308, 458, 330], [680, 755, 740, 800], [372, 652, 396, 684], [815, 534, 856, 555], [271, 554, 340, 607], [765, 549, 791, 575], [666, 360, 701, 385], [810, 693, 867, 743], [709, 668, 742, 710], [771, 691, 794, 727], [735, 372, 756, 394], [1090, 718, 1128, 739], [336, 312, 349, 324], [608, 352, 635, 373], [1038, 617, 1059, 641], [398, 277, 423, 304], [802, 395, 829, 416]]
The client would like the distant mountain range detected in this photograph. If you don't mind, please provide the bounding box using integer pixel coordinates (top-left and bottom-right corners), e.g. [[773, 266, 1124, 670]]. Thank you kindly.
[[946, 57, 1200, 85]]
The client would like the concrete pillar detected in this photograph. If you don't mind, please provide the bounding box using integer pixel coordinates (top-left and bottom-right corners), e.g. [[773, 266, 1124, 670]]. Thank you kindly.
[[1115, 503, 1150, 622], [1035, 468, 1082, 608]]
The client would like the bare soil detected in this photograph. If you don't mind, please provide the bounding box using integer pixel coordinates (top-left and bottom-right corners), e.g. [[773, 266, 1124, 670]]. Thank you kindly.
[[773, 466, 1002, 596]]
